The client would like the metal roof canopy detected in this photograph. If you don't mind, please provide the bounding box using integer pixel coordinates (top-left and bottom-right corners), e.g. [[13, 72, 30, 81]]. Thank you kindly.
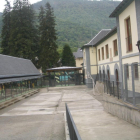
[[82, 29, 111, 49], [73, 48, 83, 59], [0, 54, 41, 77], [46, 66, 83, 72], [0, 75, 43, 84], [0, 54, 42, 84]]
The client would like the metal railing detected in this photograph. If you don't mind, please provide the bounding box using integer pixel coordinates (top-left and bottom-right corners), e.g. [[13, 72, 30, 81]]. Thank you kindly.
[[0, 76, 49, 103], [104, 79, 122, 99], [65, 103, 82, 140], [124, 64, 140, 108]]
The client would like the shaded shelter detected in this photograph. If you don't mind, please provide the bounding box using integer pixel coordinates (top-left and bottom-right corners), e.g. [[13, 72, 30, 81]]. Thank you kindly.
[[0, 54, 45, 102], [46, 66, 84, 87]]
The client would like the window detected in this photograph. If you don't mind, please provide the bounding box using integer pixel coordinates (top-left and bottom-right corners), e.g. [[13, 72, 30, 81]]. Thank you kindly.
[[113, 39, 118, 56], [98, 49, 100, 61], [126, 17, 132, 52], [106, 44, 109, 59], [134, 63, 139, 79], [102, 47, 104, 60]]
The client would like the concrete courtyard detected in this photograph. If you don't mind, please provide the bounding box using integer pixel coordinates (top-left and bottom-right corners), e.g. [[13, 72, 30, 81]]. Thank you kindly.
[[0, 86, 140, 140]]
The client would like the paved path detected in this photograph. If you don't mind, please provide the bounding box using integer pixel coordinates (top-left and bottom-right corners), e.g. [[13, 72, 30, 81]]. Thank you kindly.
[[0, 88, 65, 140], [0, 86, 140, 140]]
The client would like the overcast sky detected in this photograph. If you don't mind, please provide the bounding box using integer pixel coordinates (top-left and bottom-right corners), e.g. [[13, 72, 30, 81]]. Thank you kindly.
[[0, 0, 122, 13], [0, 0, 41, 12]]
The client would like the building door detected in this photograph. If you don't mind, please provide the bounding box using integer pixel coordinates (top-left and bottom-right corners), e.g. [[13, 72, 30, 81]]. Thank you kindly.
[[107, 70, 110, 80], [103, 70, 105, 80], [115, 69, 119, 83], [99, 70, 101, 81]]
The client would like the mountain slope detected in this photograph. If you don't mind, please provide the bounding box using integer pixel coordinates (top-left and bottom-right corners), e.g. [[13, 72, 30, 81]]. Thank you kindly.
[[0, 0, 120, 51], [33, 0, 120, 50]]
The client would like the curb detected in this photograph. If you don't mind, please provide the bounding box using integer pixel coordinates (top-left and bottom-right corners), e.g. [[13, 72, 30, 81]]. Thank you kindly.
[[64, 113, 70, 140], [0, 89, 39, 110]]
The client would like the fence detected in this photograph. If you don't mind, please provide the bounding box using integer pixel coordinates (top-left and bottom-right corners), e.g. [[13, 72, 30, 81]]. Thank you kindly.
[[104, 80, 122, 99], [124, 63, 140, 108], [0, 76, 49, 103], [65, 103, 82, 140], [101, 63, 140, 109], [49, 71, 84, 87]]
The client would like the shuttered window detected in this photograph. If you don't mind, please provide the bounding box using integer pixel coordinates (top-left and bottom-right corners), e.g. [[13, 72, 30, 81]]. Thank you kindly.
[[114, 39, 118, 56]]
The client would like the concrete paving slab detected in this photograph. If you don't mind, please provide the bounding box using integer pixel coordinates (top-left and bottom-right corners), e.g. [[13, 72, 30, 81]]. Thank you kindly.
[[21, 101, 58, 106], [0, 86, 140, 140], [72, 110, 140, 140], [0, 114, 65, 140]]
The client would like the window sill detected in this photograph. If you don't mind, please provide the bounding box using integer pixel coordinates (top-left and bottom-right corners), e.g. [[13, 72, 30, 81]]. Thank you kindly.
[[126, 50, 133, 53]]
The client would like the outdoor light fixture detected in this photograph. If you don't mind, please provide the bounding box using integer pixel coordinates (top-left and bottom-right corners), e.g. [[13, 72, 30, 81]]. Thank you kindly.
[[136, 40, 140, 52]]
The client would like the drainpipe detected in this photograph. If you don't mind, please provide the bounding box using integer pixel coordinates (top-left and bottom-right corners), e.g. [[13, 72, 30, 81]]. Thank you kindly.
[[96, 47, 98, 81]]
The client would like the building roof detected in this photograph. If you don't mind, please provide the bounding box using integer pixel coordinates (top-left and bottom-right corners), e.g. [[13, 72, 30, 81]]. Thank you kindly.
[[109, 0, 133, 17], [73, 48, 83, 59], [0, 54, 41, 79], [82, 29, 111, 48], [95, 26, 117, 46], [0, 75, 43, 84], [46, 66, 82, 72]]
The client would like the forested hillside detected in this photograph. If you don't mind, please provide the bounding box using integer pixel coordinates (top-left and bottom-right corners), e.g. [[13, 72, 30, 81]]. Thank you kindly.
[[0, 0, 120, 51]]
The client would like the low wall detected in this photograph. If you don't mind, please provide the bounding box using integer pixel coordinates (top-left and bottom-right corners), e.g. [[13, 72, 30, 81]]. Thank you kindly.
[[103, 93, 140, 128], [94, 81, 104, 94]]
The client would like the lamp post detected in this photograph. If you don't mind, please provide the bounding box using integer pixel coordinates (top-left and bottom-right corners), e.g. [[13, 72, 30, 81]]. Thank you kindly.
[[136, 40, 140, 63]]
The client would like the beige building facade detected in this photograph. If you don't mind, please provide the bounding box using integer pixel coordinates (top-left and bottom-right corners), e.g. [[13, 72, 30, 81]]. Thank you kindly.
[[82, 0, 140, 92], [73, 48, 83, 68]]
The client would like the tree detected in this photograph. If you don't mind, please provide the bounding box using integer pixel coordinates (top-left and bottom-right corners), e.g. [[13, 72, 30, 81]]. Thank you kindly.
[[8, 0, 39, 66], [39, 2, 59, 72], [61, 44, 76, 66], [1, 0, 11, 55]]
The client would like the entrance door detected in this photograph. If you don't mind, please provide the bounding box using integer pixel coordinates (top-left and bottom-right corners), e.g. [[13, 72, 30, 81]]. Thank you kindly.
[[115, 69, 119, 83], [103, 70, 105, 80], [107, 70, 110, 80]]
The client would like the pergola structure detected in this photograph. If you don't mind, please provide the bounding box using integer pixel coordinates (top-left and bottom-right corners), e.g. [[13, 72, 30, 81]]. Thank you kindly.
[[46, 66, 84, 87]]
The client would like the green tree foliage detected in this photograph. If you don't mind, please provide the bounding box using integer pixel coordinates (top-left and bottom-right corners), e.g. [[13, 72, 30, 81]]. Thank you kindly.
[[1, 0, 11, 55], [8, 0, 40, 67], [61, 44, 76, 66], [39, 2, 59, 72], [0, 47, 2, 53], [0, 0, 120, 52], [0, 12, 3, 35], [33, 0, 120, 49]]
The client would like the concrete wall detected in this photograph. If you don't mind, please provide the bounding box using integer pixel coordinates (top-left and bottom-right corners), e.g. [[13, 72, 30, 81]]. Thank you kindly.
[[96, 33, 120, 82], [119, 1, 138, 57], [97, 33, 119, 63], [135, 0, 140, 40], [83, 47, 93, 88], [75, 58, 83, 67], [83, 48, 87, 77], [103, 93, 140, 128], [98, 62, 120, 82], [89, 47, 98, 75]]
